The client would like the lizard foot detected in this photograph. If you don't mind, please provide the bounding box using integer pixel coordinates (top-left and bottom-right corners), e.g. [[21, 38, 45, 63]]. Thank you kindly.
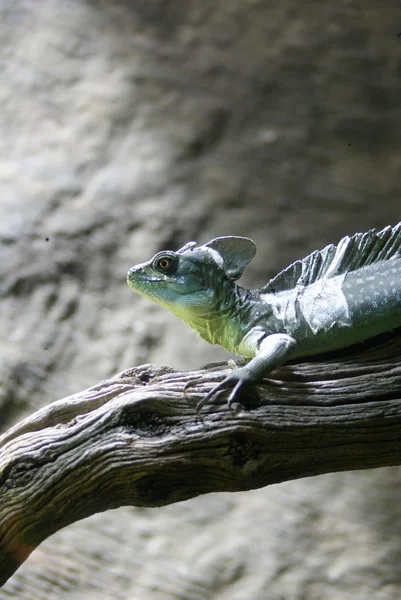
[[184, 366, 257, 414]]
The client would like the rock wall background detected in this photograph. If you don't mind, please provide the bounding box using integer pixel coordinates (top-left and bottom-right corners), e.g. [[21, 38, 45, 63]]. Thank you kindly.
[[1, 1, 401, 598]]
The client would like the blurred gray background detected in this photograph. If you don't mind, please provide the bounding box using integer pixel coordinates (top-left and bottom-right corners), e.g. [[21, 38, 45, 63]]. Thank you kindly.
[[1, 1, 401, 598]]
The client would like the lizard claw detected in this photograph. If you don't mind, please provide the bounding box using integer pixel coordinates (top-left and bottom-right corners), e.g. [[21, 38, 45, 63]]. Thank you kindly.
[[183, 378, 201, 395], [183, 376, 229, 414], [195, 378, 233, 414], [193, 368, 252, 414], [183, 359, 239, 397]]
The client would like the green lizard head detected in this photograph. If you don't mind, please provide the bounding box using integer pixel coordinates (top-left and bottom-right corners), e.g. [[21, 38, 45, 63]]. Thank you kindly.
[[127, 236, 256, 330]]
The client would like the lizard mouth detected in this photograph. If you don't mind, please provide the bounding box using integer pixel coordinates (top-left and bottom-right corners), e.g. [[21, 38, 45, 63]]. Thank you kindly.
[[127, 269, 166, 287], [142, 276, 164, 282]]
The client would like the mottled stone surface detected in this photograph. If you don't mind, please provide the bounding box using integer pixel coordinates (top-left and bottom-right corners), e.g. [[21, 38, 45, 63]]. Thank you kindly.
[[1, 1, 401, 598]]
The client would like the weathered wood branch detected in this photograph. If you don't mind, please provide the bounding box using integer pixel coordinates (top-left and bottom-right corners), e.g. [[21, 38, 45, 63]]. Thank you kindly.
[[2, 333, 401, 586]]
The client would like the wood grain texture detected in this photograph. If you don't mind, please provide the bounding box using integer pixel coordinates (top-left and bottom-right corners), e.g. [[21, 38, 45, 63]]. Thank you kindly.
[[2, 333, 401, 586]]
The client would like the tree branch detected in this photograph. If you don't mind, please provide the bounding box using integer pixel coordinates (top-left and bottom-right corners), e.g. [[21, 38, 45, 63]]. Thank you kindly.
[[2, 333, 401, 585]]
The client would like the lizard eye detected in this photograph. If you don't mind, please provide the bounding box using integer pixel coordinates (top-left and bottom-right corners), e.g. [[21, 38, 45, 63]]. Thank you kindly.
[[153, 254, 177, 273]]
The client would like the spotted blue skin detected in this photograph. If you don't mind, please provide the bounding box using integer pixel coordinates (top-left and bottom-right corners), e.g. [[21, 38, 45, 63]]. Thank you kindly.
[[343, 258, 401, 331]]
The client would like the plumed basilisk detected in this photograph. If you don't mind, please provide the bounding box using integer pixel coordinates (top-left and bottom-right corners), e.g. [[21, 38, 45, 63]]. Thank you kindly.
[[128, 224, 401, 411]]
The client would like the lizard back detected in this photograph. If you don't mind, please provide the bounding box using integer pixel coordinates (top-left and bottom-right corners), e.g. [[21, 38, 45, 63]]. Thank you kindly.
[[262, 222, 401, 294]]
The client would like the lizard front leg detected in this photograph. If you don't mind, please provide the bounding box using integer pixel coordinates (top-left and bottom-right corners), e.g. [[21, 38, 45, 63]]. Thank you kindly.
[[185, 333, 296, 413]]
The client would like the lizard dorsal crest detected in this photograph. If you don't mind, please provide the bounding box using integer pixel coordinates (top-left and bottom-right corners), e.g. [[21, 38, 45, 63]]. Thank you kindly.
[[205, 236, 256, 280], [263, 222, 401, 293]]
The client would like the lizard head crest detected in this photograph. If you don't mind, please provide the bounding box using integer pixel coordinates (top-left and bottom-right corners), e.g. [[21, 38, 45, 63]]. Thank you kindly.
[[203, 236, 256, 280]]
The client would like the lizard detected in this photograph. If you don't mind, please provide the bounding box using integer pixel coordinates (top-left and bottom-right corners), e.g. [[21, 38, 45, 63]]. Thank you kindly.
[[127, 223, 401, 411]]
